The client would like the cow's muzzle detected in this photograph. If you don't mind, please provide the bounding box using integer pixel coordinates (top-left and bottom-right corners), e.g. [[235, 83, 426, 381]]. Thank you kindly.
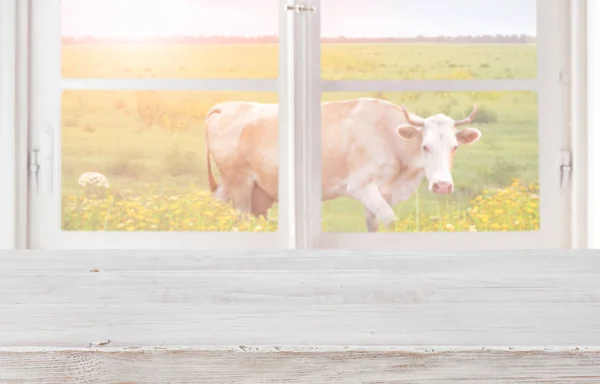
[[432, 181, 454, 195]]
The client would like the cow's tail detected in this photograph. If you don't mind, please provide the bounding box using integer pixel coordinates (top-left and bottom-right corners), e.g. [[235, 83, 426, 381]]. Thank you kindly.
[[204, 105, 221, 194]]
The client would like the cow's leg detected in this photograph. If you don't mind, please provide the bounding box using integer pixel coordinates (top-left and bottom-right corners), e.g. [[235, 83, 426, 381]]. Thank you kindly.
[[347, 181, 397, 228], [251, 183, 275, 219], [364, 209, 378, 232], [228, 179, 254, 221], [364, 187, 393, 232], [223, 177, 275, 222]]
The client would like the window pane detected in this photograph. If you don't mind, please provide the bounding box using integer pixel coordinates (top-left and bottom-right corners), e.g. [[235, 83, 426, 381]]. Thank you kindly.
[[62, 90, 279, 232], [320, 91, 539, 233], [61, 0, 278, 78], [321, 0, 536, 80]]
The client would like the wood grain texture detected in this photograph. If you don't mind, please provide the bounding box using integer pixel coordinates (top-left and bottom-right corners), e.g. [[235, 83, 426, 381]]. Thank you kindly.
[[0, 349, 599, 383], [0, 249, 599, 349]]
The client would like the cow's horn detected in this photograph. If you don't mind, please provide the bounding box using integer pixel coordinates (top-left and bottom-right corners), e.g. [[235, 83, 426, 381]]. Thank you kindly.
[[455, 103, 478, 126], [400, 105, 424, 127]]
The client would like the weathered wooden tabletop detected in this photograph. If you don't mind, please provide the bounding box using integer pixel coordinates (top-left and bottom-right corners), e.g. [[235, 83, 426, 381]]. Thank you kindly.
[[0, 249, 599, 383]]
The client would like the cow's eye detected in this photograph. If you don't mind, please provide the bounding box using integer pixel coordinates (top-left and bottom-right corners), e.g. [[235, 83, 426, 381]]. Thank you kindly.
[[452, 145, 458, 152], [422, 145, 430, 153]]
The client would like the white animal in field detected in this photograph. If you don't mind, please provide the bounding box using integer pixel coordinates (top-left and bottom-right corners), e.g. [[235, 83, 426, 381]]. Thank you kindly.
[[204, 98, 481, 232], [78, 172, 110, 188], [78, 172, 110, 199]]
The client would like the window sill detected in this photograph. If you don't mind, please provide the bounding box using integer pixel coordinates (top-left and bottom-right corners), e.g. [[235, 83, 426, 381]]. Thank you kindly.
[[1, 249, 599, 348]]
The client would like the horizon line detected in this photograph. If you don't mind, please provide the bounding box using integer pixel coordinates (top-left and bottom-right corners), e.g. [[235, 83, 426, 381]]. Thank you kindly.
[[61, 34, 538, 39]]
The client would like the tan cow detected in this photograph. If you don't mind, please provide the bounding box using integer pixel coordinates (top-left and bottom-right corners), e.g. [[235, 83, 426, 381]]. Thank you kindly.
[[204, 98, 481, 232]]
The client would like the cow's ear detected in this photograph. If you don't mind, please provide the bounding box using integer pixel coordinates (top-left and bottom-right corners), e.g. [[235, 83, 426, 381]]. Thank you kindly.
[[456, 127, 481, 145], [396, 124, 421, 140]]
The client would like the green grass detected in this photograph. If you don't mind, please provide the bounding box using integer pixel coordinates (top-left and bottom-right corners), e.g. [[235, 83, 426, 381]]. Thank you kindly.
[[62, 43, 537, 80], [61, 43, 539, 232], [321, 43, 536, 80]]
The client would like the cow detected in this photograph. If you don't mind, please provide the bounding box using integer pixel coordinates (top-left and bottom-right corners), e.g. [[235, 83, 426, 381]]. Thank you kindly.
[[204, 98, 481, 232]]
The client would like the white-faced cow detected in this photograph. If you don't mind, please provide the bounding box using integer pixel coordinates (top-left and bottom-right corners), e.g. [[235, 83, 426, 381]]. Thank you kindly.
[[204, 98, 481, 232]]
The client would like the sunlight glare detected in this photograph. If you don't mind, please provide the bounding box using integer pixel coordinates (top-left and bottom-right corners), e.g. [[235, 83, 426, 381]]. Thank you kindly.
[[63, 0, 196, 38]]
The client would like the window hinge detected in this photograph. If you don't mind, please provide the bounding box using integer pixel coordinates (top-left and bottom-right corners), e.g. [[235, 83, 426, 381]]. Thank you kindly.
[[560, 150, 572, 189], [286, 4, 316, 12], [29, 149, 41, 191]]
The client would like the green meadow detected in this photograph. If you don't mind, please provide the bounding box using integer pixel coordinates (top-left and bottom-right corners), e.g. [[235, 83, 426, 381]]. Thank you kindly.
[[62, 43, 540, 232]]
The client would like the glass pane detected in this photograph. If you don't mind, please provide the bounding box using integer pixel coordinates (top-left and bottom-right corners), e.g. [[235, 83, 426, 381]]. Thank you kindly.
[[61, 0, 278, 78], [62, 90, 279, 232], [320, 91, 539, 233], [321, 0, 536, 80]]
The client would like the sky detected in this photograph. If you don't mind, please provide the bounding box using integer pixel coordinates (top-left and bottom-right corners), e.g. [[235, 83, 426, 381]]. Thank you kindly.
[[61, 0, 537, 38]]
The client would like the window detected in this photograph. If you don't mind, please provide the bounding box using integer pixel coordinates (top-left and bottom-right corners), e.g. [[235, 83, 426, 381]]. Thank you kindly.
[[15, 0, 577, 250], [29, 0, 293, 249], [310, 0, 571, 250]]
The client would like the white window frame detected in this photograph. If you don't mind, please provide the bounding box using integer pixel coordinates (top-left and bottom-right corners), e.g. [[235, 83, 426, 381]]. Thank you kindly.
[[586, 0, 599, 248], [0, 0, 592, 251], [304, 0, 577, 251], [26, 0, 301, 250], [0, 0, 17, 250]]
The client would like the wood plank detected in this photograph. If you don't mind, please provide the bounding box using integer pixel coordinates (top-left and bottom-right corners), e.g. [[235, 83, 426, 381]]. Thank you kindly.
[[0, 350, 599, 383], [2, 303, 600, 347], [2, 271, 598, 305], [0, 250, 599, 348], [3, 249, 600, 272]]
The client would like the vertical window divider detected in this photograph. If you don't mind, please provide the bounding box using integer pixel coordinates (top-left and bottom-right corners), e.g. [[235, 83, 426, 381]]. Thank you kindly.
[[305, 0, 322, 249], [279, 0, 296, 249], [288, 0, 321, 249]]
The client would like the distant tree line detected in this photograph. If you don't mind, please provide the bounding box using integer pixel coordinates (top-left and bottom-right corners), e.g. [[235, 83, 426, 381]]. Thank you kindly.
[[61, 34, 536, 45]]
